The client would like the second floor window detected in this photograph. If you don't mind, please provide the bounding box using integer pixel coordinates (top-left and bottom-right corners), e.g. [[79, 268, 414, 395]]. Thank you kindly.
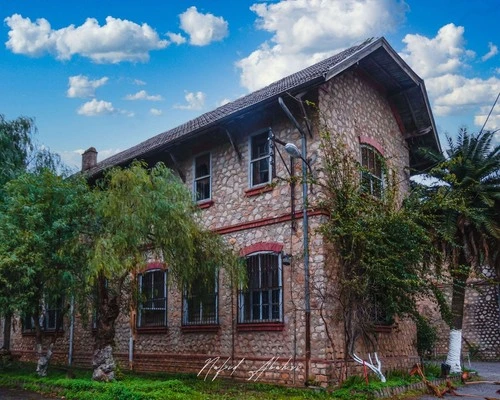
[[194, 153, 211, 202], [182, 275, 218, 325], [361, 145, 383, 197], [239, 252, 283, 323], [249, 131, 271, 187], [137, 269, 167, 328]]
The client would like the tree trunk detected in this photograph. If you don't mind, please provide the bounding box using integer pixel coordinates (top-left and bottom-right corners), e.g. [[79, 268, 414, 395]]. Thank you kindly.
[[35, 304, 66, 377], [445, 272, 467, 373], [92, 273, 121, 382], [2, 311, 12, 351]]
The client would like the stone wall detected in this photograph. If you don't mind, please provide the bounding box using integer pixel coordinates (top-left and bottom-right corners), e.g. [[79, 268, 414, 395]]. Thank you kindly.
[[8, 68, 422, 384]]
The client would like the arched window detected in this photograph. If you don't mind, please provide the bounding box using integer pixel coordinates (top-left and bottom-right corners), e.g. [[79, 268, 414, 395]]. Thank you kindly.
[[238, 252, 283, 323], [361, 145, 383, 197]]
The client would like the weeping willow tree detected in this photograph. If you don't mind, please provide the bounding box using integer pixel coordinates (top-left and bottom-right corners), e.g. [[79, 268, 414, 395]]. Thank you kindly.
[[87, 161, 242, 381]]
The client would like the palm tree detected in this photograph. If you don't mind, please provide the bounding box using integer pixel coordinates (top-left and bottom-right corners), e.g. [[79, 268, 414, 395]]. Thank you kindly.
[[418, 127, 500, 372]]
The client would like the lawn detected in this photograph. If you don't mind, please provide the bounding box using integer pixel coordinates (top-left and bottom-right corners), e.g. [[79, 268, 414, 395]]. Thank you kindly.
[[0, 362, 437, 400]]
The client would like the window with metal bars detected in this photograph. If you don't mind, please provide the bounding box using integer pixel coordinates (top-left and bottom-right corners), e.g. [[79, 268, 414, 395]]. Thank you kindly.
[[238, 252, 283, 323], [194, 153, 211, 202], [182, 275, 218, 325], [361, 145, 383, 197], [249, 131, 272, 187], [22, 299, 63, 332], [137, 269, 167, 328]]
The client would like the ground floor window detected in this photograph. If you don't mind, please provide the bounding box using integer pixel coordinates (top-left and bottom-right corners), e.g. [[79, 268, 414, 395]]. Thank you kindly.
[[137, 269, 167, 328], [239, 252, 283, 323], [182, 275, 218, 325]]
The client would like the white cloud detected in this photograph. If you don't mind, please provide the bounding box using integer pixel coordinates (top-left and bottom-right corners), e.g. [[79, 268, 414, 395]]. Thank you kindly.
[[58, 148, 122, 169], [216, 98, 231, 107], [77, 99, 116, 116], [167, 32, 187, 45], [474, 105, 500, 132], [67, 75, 108, 98], [173, 91, 206, 110], [5, 14, 168, 63], [125, 90, 163, 101], [150, 108, 163, 116], [133, 79, 146, 86], [178, 6, 228, 46], [236, 0, 407, 91], [481, 42, 498, 62], [400, 23, 475, 79]]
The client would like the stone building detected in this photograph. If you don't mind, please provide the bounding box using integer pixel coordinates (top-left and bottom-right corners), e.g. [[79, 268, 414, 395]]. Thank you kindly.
[[7, 37, 447, 385]]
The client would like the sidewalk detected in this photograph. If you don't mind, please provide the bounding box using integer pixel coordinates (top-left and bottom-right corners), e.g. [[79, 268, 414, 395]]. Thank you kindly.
[[416, 361, 500, 399]]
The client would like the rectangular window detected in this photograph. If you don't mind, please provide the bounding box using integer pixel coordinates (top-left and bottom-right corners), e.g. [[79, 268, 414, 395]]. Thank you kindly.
[[361, 145, 383, 197], [239, 253, 283, 323], [22, 299, 62, 332], [137, 270, 167, 328], [194, 153, 211, 202], [249, 131, 271, 187], [182, 276, 218, 325]]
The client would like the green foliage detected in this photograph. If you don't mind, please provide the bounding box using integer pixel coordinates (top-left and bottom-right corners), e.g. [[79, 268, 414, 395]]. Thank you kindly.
[[318, 131, 439, 351], [415, 316, 437, 358], [0, 169, 93, 319], [89, 161, 243, 287]]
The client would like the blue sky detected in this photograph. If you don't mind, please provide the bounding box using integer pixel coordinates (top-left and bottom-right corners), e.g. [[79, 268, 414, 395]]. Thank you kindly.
[[1, 0, 499, 169]]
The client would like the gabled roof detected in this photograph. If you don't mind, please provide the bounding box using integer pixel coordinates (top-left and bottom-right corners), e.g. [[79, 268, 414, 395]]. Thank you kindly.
[[87, 37, 440, 176]]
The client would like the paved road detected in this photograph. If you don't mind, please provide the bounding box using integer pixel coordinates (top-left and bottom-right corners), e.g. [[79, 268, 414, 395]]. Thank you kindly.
[[0, 387, 57, 399], [417, 362, 500, 399]]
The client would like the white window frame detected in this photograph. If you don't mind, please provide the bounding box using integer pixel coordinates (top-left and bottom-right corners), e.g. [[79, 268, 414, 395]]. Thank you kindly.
[[193, 152, 212, 202], [182, 274, 218, 326], [248, 129, 272, 188], [137, 269, 167, 328], [238, 251, 283, 323]]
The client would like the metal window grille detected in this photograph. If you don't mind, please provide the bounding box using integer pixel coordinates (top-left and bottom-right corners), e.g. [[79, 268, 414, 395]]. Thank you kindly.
[[361, 145, 383, 197], [250, 132, 271, 186], [239, 253, 283, 323], [182, 276, 218, 325], [137, 270, 167, 328], [194, 153, 211, 201]]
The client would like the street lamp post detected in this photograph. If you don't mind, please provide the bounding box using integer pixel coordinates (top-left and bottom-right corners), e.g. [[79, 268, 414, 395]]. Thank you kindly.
[[276, 97, 311, 384]]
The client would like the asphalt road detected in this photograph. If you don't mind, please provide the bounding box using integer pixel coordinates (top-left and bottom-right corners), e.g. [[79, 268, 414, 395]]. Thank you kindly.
[[417, 362, 500, 400]]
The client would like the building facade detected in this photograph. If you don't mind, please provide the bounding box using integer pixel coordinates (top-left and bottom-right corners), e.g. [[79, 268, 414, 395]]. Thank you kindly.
[[7, 37, 452, 385]]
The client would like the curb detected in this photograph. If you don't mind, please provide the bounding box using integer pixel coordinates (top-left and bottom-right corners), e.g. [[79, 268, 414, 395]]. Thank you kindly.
[[374, 376, 461, 398]]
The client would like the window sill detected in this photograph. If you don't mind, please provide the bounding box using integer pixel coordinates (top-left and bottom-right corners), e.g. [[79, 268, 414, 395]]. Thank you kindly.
[[181, 324, 220, 333], [22, 330, 64, 337], [237, 322, 284, 332], [197, 200, 214, 209], [136, 326, 168, 334], [244, 184, 273, 197]]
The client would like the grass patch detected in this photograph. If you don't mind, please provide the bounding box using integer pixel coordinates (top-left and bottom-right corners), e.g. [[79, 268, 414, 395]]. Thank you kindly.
[[0, 362, 440, 400]]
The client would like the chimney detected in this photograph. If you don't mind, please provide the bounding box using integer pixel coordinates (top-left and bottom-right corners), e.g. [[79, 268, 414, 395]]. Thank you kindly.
[[81, 147, 98, 171]]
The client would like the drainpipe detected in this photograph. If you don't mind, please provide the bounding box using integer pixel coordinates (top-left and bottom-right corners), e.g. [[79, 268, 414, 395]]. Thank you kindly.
[[68, 296, 75, 367], [278, 97, 311, 385]]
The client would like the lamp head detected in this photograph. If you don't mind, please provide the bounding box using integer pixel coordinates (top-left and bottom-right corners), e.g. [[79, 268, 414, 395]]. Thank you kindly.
[[284, 143, 302, 158]]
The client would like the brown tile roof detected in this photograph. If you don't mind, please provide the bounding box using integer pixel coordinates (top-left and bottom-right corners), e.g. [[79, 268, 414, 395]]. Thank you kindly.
[[87, 38, 377, 176]]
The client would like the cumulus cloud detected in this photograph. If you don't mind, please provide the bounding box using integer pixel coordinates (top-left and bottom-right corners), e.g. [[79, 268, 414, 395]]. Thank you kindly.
[[5, 14, 168, 63], [481, 42, 498, 62], [173, 91, 206, 110], [474, 105, 500, 132], [236, 0, 407, 91], [400, 24, 475, 79], [77, 99, 116, 116], [133, 79, 146, 86], [150, 108, 163, 116], [178, 6, 228, 46], [67, 75, 108, 98], [216, 98, 231, 107], [125, 90, 163, 101], [399, 23, 500, 132], [167, 32, 187, 45]]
